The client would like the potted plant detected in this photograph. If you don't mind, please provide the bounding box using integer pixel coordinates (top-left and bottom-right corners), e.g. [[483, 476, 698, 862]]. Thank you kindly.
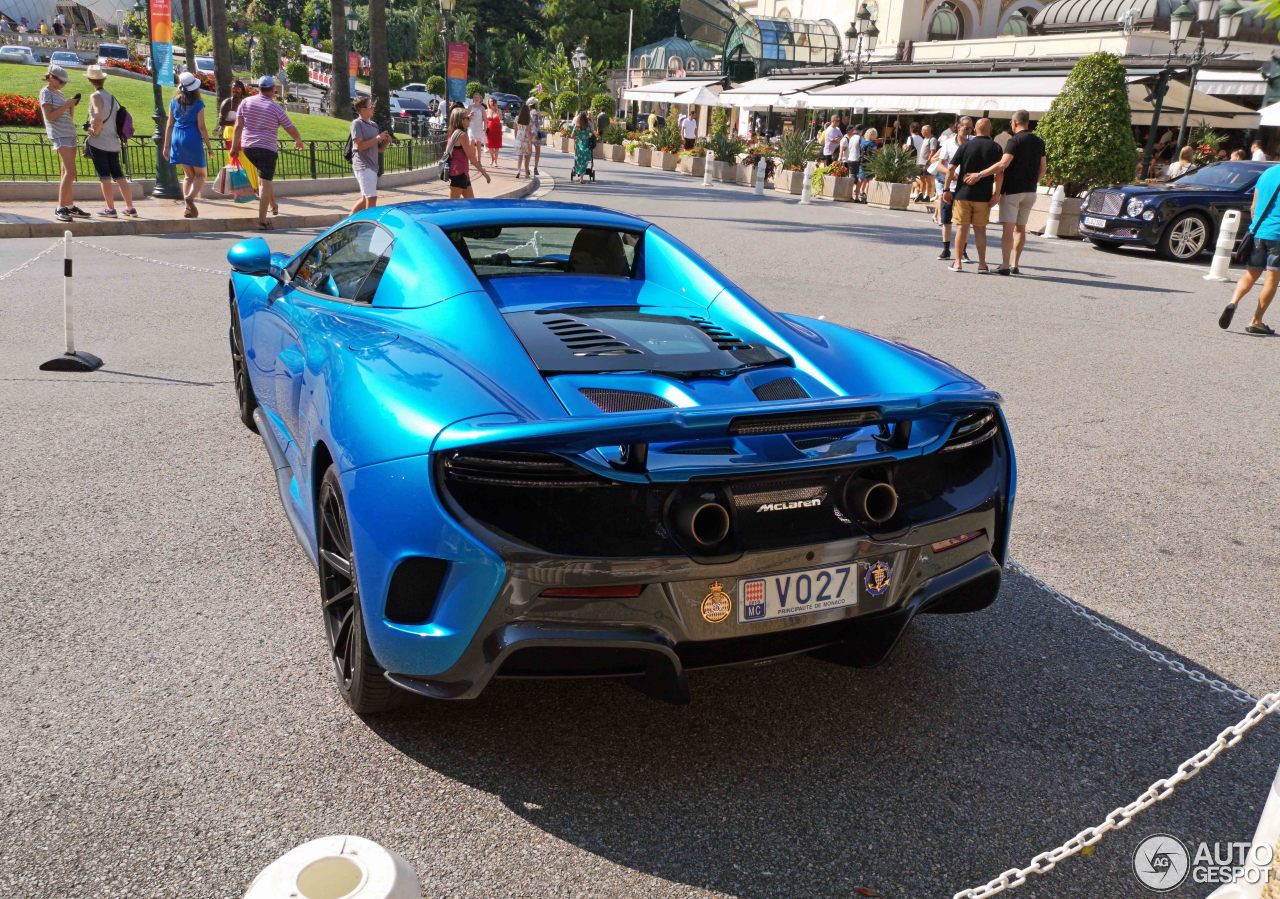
[[624, 138, 653, 167], [678, 143, 707, 176], [600, 123, 627, 163], [650, 120, 682, 171], [708, 131, 745, 182], [821, 162, 853, 201], [773, 132, 811, 194], [863, 145, 917, 209]]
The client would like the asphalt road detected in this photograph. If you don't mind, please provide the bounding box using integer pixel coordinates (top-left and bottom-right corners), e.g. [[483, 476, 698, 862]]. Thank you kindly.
[[1, 152, 1276, 899]]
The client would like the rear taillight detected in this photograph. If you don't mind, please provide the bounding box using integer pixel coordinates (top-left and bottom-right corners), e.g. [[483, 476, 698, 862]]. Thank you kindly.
[[399, 111, 409, 116], [931, 530, 985, 553], [539, 585, 645, 598]]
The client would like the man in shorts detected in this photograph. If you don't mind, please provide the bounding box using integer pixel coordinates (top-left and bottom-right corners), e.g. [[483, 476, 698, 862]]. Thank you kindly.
[[944, 117, 1002, 273], [231, 75, 304, 230], [964, 109, 1045, 275], [936, 123, 970, 262], [1219, 160, 1280, 335]]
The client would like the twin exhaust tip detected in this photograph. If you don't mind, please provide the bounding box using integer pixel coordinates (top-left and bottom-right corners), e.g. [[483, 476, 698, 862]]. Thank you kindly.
[[844, 479, 899, 525], [674, 478, 898, 548]]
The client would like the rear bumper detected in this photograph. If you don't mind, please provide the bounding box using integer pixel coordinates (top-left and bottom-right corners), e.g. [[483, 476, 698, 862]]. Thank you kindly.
[[382, 511, 1004, 701]]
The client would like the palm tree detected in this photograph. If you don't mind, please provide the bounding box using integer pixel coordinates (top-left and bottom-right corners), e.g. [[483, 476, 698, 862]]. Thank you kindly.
[[210, 0, 232, 103], [179, 0, 195, 80], [329, 0, 350, 118], [367, 0, 390, 130]]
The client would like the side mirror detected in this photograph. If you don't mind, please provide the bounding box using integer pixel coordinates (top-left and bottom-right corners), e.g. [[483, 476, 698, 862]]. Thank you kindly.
[[227, 237, 275, 278]]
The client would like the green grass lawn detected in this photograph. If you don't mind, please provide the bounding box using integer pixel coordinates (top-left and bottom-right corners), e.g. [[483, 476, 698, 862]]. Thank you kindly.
[[0, 62, 350, 140]]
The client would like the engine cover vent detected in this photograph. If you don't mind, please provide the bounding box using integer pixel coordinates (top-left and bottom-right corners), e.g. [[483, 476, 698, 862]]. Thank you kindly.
[[753, 377, 809, 401], [688, 315, 755, 351], [542, 317, 641, 356], [579, 388, 676, 413]]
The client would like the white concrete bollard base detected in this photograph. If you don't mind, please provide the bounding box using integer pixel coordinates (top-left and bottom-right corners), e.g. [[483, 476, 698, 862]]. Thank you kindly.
[[1205, 762, 1280, 899], [1042, 185, 1066, 240], [798, 162, 815, 205], [701, 151, 715, 188], [1205, 209, 1242, 282], [244, 835, 421, 899]]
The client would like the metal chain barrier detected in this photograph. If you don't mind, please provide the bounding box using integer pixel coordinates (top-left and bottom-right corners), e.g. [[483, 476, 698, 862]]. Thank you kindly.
[[1008, 559, 1258, 705], [78, 241, 225, 276], [0, 240, 61, 284], [954, 689, 1280, 899]]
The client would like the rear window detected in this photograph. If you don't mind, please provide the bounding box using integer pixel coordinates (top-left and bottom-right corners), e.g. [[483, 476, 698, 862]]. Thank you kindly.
[[394, 97, 428, 110], [98, 44, 128, 59], [446, 225, 640, 278]]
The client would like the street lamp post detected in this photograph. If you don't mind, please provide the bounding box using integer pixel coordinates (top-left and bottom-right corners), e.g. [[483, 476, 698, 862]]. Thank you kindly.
[[572, 45, 589, 116], [133, 0, 181, 199], [438, 0, 454, 103], [1139, 0, 1241, 178], [844, 4, 879, 81]]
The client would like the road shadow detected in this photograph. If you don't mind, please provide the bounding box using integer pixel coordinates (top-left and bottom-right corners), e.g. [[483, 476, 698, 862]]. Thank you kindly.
[[364, 568, 1278, 898]]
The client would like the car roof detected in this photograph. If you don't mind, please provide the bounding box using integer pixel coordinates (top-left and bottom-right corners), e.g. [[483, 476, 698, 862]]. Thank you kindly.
[[398, 199, 650, 232]]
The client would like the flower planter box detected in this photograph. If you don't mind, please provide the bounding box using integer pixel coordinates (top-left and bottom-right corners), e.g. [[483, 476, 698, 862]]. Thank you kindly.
[[626, 146, 653, 167], [678, 155, 705, 177], [823, 175, 853, 201], [774, 169, 805, 194], [867, 180, 911, 210], [1027, 191, 1083, 238], [711, 160, 739, 182], [601, 143, 625, 163], [651, 150, 680, 171], [544, 133, 557, 148]]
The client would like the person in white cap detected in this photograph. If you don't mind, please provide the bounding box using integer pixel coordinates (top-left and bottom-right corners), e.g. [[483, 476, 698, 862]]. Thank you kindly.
[[84, 65, 136, 218], [39, 64, 87, 222], [231, 75, 304, 230], [162, 70, 209, 218]]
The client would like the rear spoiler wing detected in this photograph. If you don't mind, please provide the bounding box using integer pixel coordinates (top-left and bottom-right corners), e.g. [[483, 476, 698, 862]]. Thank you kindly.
[[433, 388, 1002, 457]]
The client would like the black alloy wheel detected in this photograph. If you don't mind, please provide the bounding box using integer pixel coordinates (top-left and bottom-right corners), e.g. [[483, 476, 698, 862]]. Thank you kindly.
[[228, 298, 258, 432], [317, 466, 402, 714]]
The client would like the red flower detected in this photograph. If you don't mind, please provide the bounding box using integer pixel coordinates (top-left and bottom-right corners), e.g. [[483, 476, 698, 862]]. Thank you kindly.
[[0, 93, 41, 127]]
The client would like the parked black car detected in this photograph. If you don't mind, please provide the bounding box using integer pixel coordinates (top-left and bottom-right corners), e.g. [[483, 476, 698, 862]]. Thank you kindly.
[[1079, 161, 1275, 261]]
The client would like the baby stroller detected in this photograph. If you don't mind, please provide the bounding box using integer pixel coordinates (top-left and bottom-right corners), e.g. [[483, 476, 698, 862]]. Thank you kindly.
[[571, 132, 597, 183]]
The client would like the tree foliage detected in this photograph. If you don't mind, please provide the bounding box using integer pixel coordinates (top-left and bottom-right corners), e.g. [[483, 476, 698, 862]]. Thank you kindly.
[[1037, 52, 1135, 195], [591, 93, 614, 116], [426, 75, 446, 95], [543, 0, 651, 67]]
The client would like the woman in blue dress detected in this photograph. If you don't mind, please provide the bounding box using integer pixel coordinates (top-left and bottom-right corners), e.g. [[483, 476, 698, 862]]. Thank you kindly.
[[162, 71, 209, 218]]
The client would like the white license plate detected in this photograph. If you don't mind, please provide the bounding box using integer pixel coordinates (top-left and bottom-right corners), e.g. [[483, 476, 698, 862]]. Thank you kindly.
[[738, 561, 890, 623], [1084, 216, 1107, 229]]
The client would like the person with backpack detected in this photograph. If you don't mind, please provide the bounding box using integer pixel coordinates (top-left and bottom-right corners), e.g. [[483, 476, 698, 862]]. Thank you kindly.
[[444, 105, 490, 199], [348, 97, 390, 214], [83, 66, 135, 218]]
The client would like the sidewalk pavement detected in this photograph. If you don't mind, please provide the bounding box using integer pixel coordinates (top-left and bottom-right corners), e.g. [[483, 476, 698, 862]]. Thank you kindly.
[[0, 165, 538, 238]]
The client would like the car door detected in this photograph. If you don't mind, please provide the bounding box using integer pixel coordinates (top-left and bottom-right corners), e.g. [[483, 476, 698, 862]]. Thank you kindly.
[[266, 221, 395, 473]]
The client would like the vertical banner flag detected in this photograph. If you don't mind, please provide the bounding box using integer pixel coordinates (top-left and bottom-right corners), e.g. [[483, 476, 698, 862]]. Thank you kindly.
[[447, 42, 469, 103], [348, 51, 359, 99], [148, 0, 173, 86]]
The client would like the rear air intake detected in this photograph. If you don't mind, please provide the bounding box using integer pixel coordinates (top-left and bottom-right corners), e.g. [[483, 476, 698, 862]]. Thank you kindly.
[[729, 409, 879, 436], [443, 450, 607, 487], [580, 388, 675, 413], [385, 557, 448, 625], [943, 409, 999, 452], [753, 377, 809, 401]]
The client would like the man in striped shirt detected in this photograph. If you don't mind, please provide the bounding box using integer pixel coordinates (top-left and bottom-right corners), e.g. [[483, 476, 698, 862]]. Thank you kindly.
[[231, 76, 304, 230]]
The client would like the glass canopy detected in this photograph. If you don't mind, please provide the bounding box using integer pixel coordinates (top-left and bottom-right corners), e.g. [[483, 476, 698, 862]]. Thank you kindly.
[[682, 0, 843, 79]]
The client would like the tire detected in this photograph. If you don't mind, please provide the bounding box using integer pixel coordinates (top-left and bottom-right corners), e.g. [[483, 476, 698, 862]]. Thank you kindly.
[[1158, 213, 1211, 261], [228, 297, 258, 433], [1090, 238, 1122, 251], [317, 466, 403, 715]]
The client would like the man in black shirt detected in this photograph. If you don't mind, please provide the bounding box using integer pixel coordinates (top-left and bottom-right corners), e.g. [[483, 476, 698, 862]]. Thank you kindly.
[[966, 109, 1047, 274], [944, 117, 1003, 273]]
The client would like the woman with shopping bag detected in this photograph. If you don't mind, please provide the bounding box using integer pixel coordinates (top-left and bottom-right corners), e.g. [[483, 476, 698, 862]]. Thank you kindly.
[[217, 80, 264, 205]]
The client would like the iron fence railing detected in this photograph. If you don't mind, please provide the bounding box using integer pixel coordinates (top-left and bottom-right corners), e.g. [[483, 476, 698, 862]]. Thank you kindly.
[[0, 130, 445, 183]]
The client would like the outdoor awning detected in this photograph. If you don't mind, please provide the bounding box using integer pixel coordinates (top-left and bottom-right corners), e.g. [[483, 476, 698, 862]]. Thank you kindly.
[[1260, 101, 1280, 126], [799, 73, 1259, 128], [717, 76, 840, 109], [623, 78, 724, 104], [1193, 70, 1266, 98]]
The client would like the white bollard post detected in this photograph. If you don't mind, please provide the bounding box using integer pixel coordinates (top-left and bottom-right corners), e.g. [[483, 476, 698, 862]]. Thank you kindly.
[[39, 230, 102, 373], [1042, 184, 1066, 239], [798, 161, 815, 205], [1205, 762, 1280, 899], [701, 150, 714, 188], [244, 835, 421, 899], [754, 156, 766, 195], [1205, 209, 1241, 281]]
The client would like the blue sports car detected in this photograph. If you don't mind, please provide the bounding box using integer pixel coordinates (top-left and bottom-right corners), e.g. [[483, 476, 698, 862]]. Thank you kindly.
[[227, 200, 1016, 713]]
